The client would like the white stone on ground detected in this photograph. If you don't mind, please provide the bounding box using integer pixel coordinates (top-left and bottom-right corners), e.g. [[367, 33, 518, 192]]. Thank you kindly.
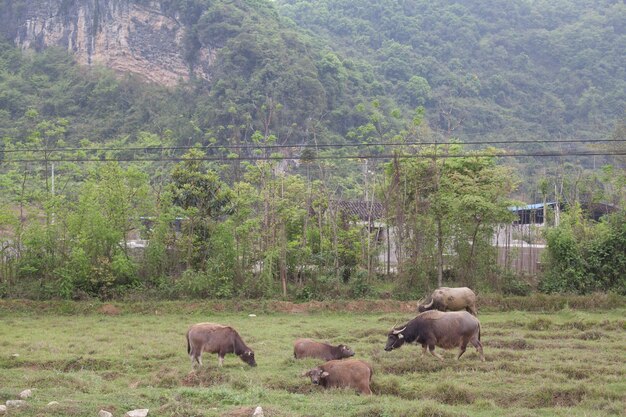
[[19, 389, 32, 399], [99, 410, 113, 417], [6, 400, 27, 408], [47, 401, 60, 407], [125, 409, 149, 417], [0, 404, 6, 414], [252, 406, 264, 417]]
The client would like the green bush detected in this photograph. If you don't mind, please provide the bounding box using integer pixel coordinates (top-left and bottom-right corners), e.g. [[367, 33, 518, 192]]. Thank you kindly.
[[349, 269, 373, 298], [540, 211, 626, 295], [174, 269, 233, 299], [501, 271, 532, 296]]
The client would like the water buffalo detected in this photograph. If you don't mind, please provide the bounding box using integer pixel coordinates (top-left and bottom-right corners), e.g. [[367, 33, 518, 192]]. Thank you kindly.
[[293, 338, 355, 361], [384, 310, 485, 361], [418, 286, 478, 316], [303, 359, 373, 395], [186, 322, 256, 369]]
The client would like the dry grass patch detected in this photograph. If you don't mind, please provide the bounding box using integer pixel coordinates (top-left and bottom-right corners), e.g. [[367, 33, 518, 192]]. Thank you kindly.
[[263, 374, 317, 394], [559, 320, 595, 331], [485, 338, 534, 350], [526, 318, 553, 330], [429, 383, 475, 405], [578, 330, 607, 340], [373, 355, 445, 375], [351, 404, 460, 417], [181, 368, 230, 387], [151, 366, 184, 388], [98, 304, 121, 315], [499, 385, 590, 408]]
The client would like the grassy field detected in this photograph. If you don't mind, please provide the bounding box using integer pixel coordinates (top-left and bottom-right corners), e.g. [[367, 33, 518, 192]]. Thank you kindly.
[[0, 301, 624, 417]]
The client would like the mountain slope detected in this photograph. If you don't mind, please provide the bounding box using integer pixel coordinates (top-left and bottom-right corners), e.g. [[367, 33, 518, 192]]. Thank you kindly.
[[277, 0, 626, 141]]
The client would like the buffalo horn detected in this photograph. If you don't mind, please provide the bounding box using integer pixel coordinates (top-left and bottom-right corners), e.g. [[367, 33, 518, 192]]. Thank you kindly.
[[392, 326, 406, 335], [421, 299, 434, 309]]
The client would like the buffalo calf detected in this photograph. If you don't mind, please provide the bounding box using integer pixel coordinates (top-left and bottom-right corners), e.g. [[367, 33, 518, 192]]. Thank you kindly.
[[303, 359, 373, 395], [293, 338, 355, 361]]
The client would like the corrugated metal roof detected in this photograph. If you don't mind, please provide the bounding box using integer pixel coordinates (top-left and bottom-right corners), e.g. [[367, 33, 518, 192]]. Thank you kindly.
[[509, 202, 557, 211], [331, 200, 384, 221]]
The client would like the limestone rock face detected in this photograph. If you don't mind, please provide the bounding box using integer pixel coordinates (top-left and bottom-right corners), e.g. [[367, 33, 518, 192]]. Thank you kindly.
[[10, 0, 215, 86]]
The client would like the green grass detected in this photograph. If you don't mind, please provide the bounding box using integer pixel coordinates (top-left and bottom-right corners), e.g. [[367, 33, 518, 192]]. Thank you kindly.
[[0, 302, 624, 416]]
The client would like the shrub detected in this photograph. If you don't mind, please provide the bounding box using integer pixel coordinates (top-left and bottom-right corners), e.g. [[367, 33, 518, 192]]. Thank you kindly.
[[540, 210, 626, 295], [174, 269, 233, 299], [501, 270, 532, 296], [350, 269, 373, 298]]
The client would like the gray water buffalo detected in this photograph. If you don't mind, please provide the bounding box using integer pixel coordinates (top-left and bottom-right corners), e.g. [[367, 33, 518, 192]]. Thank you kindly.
[[186, 322, 256, 369], [418, 286, 478, 316], [293, 338, 355, 361], [384, 310, 485, 361], [303, 359, 373, 395]]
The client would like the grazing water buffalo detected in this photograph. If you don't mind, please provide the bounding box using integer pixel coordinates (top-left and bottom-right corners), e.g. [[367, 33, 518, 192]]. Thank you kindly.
[[303, 359, 373, 395], [293, 338, 355, 361], [186, 322, 256, 369], [385, 310, 485, 361], [418, 286, 478, 316]]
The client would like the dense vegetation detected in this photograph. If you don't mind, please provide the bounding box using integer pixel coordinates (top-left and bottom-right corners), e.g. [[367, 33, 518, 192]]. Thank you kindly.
[[278, 0, 626, 142], [0, 0, 624, 300], [1, 0, 624, 148]]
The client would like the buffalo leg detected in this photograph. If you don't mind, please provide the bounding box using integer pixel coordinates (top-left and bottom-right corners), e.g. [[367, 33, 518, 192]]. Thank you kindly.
[[467, 305, 478, 316], [457, 341, 468, 360], [428, 344, 444, 361], [190, 352, 202, 371], [218, 355, 224, 367], [421, 344, 428, 356], [470, 337, 485, 361]]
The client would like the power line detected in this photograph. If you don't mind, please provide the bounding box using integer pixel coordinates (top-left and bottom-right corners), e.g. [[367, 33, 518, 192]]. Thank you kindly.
[[0, 138, 624, 154], [2, 149, 626, 163]]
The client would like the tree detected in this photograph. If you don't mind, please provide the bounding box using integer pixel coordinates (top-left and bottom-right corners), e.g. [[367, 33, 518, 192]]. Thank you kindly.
[[385, 144, 517, 292], [169, 148, 234, 270]]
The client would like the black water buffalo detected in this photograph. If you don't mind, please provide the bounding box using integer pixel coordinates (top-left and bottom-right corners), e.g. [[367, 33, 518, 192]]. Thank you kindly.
[[293, 338, 355, 361], [303, 359, 373, 395], [186, 322, 256, 368], [384, 310, 485, 361], [418, 286, 478, 316]]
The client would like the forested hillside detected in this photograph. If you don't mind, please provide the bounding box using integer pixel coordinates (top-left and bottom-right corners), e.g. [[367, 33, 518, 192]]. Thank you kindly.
[[1, 0, 624, 150], [277, 0, 626, 141]]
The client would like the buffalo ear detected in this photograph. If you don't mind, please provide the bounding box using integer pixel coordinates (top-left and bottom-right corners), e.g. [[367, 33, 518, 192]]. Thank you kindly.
[[321, 371, 329, 378]]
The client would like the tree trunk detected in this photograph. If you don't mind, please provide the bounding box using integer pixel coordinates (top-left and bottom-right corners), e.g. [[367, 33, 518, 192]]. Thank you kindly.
[[436, 217, 444, 287]]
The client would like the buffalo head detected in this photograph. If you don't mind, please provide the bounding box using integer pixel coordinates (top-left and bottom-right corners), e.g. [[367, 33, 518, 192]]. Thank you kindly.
[[384, 326, 406, 351], [417, 298, 434, 313], [338, 344, 355, 358], [303, 367, 329, 385], [239, 350, 257, 367]]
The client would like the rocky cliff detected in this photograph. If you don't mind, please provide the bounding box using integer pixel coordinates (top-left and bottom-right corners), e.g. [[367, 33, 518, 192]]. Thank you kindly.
[[6, 0, 215, 86]]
